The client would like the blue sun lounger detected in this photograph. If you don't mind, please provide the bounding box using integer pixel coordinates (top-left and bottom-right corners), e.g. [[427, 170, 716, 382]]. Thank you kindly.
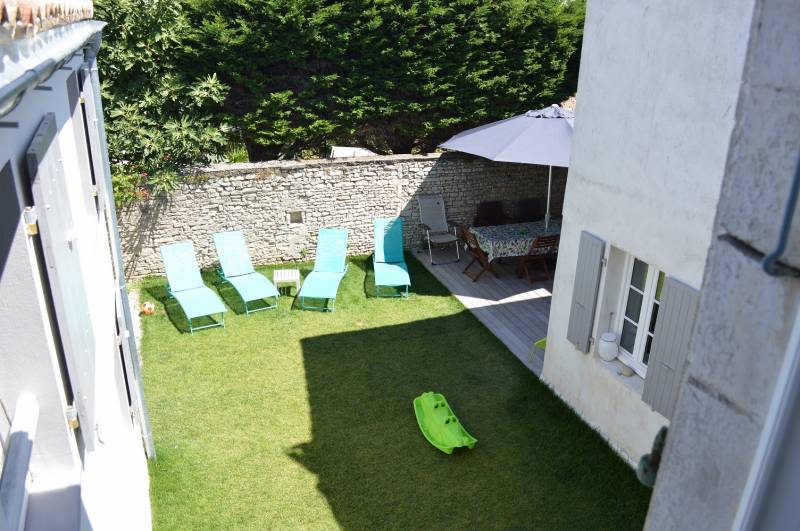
[[213, 230, 279, 314], [373, 218, 410, 298], [160, 241, 226, 334], [298, 228, 349, 311]]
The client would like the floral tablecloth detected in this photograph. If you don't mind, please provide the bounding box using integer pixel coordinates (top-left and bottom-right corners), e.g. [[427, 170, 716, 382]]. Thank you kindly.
[[470, 220, 561, 262]]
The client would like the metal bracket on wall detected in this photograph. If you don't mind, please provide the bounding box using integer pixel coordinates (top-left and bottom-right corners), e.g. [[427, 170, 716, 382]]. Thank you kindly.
[[65, 405, 79, 429], [23, 207, 38, 236], [763, 153, 800, 277]]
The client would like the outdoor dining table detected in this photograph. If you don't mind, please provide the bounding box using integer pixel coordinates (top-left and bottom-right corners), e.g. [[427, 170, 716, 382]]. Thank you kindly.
[[469, 220, 562, 263]]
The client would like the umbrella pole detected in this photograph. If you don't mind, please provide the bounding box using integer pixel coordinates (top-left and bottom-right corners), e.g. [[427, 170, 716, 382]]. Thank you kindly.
[[545, 165, 552, 230]]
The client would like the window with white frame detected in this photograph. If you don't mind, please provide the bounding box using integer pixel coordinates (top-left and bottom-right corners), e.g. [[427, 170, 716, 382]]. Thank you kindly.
[[617, 256, 665, 377]]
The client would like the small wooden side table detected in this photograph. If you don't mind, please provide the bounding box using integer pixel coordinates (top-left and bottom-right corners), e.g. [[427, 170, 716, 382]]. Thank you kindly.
[[274, 268, 301, 295]]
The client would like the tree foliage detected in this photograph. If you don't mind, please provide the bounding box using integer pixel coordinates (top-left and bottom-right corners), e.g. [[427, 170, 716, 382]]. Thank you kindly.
[[95, 0, 230, 202], [96, 0, 585, 201]]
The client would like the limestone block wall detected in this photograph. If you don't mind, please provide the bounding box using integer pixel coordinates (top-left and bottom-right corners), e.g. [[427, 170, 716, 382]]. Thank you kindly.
[[118, 152, 565, 279]]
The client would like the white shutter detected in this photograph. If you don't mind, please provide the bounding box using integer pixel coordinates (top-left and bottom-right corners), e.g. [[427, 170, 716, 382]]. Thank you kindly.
[[65, 70, 98, 217], [77, 66, 106, 213], [567, 231, 605, 352], [27, 113, 97, 449], [642, 277, 700, 419]]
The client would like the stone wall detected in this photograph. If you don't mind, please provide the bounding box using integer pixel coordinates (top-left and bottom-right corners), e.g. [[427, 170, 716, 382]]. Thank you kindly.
[[118, 152, 565, 278], [645, 0, 800, 527]]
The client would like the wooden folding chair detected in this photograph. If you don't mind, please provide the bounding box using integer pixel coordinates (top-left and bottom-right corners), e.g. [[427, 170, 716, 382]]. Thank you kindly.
[[473, 200, 507, 227], [514, 197, 545, 222], [459, 225, 497, 282], [517, 234, 560, 283]]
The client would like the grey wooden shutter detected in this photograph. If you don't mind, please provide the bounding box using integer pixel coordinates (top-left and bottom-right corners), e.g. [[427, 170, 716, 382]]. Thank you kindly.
[[27, 114, 97, 450], [65, 70, 97, 217], [77, 65, 106, 213], [567, 231, 605, 352], [642, 277, 700, 419]]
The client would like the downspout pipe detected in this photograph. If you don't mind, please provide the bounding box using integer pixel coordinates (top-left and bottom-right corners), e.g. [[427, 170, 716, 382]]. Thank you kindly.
[[763, 153, 800, 277], [0, 59, 59, 116], [0, 20, 106, 117]]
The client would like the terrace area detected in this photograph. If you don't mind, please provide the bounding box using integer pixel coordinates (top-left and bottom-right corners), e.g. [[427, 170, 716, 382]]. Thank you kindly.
[[418, 247, 552, 375], [139, 253, 649, 529]]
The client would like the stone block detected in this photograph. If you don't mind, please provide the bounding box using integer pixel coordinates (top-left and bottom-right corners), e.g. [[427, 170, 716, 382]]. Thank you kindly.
[[645, 380, 761, 531], [690, 189, 800, 424]]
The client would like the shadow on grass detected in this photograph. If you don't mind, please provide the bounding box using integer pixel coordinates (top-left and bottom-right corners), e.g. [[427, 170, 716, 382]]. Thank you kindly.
[[144, 284, 190, 334], [353, 252, 447, 300], [215, 276, 280, 315], [359, 254, 411, 299], [289, 310, 651, 530], [360, 255, 377, 298], [215, 282, 247, 315]]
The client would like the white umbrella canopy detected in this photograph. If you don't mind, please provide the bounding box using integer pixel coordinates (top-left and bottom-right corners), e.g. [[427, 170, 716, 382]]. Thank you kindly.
[[439, 104, 575, 227]]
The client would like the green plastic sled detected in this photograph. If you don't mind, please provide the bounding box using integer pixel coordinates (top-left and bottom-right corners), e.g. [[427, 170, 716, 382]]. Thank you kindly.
[[413, 392, 477, 454]]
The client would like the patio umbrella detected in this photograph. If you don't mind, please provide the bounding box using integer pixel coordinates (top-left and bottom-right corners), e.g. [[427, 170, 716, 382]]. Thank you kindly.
[[439, 104, 574, 228]]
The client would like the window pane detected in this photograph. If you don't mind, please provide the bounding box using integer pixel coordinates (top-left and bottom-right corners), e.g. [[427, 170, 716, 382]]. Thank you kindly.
[[625, 289, 643, 321], [643, 335, 653, 365], [649, 303, 660, 333], [631, 259, 649, 290], [655, 271, 666, 301], [621, 320, 637, 352]]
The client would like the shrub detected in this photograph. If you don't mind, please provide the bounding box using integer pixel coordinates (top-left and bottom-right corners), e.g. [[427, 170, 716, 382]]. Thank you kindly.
[[96, 0, 585, 203], [95, 0, 230, 205]]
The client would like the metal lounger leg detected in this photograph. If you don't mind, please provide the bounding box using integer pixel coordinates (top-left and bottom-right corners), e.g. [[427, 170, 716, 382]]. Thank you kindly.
[[426, 229, 434, 265], [429, 229, 460, 266]]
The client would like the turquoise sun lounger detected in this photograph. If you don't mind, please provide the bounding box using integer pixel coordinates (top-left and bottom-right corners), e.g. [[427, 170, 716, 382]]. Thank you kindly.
[[160, 240, 226, 334], [373, 218, 410, 298], [213, 230, 279, 314], [298, 228, 349, 311]]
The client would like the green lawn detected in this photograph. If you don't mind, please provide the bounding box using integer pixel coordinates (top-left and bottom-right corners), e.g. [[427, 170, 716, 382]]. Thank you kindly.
[[139, 254, 651, 530]]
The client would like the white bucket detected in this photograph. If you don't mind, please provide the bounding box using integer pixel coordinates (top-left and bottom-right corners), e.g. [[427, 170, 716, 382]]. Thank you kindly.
[[598, 332, 619, 362]]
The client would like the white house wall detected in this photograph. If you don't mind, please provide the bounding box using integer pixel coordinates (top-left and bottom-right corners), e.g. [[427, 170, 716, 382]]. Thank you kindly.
[[0, 58, 86, 521], [542, 0, 756, 463], [0, 43, 150, 530]]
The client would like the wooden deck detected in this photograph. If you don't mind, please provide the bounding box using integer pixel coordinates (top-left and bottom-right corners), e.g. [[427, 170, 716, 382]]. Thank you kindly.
[[415, 247, 553, 376]]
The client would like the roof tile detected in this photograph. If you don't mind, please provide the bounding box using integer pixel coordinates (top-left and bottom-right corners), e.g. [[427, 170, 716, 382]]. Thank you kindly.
[[1, 0, 93, 43]]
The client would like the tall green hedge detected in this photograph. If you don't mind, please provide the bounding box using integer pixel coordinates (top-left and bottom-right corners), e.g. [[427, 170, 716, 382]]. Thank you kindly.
[[96, 0, 584, 201]]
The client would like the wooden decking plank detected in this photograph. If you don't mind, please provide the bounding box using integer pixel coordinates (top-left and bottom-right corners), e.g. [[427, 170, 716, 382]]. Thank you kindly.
[[438, 256, 553, 323], [424, 256, 549, 341], [414, 250, 549, 376], [417, 254, 538, 362], [427, 257, 545, 344], [421, 253, 551, 340], [458, 263, 553, 331]]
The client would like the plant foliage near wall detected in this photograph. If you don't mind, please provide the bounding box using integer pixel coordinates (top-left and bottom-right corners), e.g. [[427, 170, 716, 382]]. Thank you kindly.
[[95, 0, 231, 203], [95, 0, 585, 204]]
